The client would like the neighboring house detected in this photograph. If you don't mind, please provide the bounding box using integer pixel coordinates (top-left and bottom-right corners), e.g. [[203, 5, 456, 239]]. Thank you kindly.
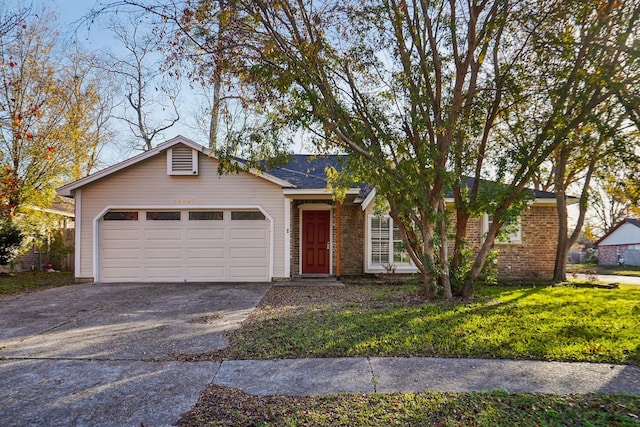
[[17, 198, 75, 272], [57, 136, 563, 283], [595, 218, 640, 266]]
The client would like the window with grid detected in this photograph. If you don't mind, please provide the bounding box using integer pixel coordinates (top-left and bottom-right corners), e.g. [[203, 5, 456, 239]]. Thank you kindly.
[[485, 214, 522, 244], [370, 216, 390, 265], [370, 215, 411, 266], [392, 222, 410, 264]]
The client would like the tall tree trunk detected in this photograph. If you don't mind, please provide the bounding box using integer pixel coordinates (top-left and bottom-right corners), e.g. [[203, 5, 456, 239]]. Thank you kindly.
[[208, 75, 222, 150], [553, 191, 569, 281], [438, 199, 452, 299], [451, 185, 471, 295], [553, 145, 569, 281], [463, 219, 502, 298], [421, 221, 437, 300], [553, 156, 597, 280]]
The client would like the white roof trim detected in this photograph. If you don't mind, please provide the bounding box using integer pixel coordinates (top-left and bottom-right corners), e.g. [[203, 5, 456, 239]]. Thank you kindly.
[[360, 188, 562, 211], [283, 188, 360, 196], [360, 188, 377, 211], [57, 135, 294, 196], [246, 166, 295, 188]]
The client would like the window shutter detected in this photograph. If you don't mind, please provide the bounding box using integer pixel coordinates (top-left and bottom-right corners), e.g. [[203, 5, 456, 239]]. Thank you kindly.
[[168, 146, 198, 175]]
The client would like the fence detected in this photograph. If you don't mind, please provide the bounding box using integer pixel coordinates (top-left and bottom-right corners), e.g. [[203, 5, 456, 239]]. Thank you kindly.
[[624, 249, 640, 266], [17, 228, 74, 272]]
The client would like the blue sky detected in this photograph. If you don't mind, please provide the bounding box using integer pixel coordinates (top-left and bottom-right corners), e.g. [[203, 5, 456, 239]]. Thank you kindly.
[[7, 1, 310, 160], [28, 0, 208, 163]]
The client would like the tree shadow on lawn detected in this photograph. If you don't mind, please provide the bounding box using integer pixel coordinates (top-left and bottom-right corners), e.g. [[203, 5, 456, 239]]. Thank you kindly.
[[229, 284, 639, 365]]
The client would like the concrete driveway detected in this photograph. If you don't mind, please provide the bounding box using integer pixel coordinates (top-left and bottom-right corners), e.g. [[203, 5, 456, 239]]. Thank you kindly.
[[0, 282, 271, 426]]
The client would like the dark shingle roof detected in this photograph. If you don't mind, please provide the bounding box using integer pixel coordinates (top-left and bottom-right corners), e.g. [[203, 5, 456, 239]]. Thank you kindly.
[[627, 218, 640, 228], [268, 155, 558, 201], [267, 155, 347, 189], [459, 177, 557, 200]]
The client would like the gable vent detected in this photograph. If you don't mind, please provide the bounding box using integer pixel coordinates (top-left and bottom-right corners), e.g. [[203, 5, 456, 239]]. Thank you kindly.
[[168, 145, 198, 175]]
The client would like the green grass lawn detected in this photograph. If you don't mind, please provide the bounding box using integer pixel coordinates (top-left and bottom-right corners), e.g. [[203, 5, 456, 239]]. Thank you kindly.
[[179, 282, 640, 425], [229, 283, 640, 365], [0, 271, 76, 296]]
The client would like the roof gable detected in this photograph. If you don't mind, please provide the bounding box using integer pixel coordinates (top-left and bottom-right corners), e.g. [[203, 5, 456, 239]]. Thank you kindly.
[[57, 136, 292, 197], [596, 218, 640, 246]]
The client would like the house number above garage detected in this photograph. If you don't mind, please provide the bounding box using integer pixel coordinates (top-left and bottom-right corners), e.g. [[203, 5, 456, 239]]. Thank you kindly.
[[174, 198, 195, 204]]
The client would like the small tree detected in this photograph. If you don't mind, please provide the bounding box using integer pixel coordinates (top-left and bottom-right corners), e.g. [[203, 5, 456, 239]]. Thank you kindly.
[[0, 218, 22, 265]]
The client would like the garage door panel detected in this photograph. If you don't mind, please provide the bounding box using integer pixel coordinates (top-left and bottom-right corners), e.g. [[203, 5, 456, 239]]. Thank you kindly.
[[102, 248, 140, 261], [144, 228, 182, 240], [230, 227, 267, 240], [102, 228, 140, 241], [187, 247, 226, 259], [102, 267, 141, 280], [145, 247, 183, 258], [101, 209, 270, 282], [187, 228, 225, 240], [229, 247, 267, 259], [142, 266, 184, 280]]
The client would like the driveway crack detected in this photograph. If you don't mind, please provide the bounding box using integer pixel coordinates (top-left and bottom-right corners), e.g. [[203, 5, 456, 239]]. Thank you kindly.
[[366, 357, 378, 393]]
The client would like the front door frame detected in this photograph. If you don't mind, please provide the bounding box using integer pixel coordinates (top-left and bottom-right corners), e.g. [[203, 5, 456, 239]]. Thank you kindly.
[[298, 203, 332, 275]]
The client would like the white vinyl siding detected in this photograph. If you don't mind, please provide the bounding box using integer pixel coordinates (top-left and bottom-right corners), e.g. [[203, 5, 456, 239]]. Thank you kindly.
[[79, 148, 286, 282], [598, 222, 640, 246]]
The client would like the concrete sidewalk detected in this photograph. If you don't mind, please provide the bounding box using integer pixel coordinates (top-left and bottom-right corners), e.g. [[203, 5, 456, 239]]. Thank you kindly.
[[572, 273, 640, 285], [213, 356, 640, 396]]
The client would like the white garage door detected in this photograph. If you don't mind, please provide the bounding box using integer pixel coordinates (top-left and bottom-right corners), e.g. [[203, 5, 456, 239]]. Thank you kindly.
[[99, 209, 270, 282]]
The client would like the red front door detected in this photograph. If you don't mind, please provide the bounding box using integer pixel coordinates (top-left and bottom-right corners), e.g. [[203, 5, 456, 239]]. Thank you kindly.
[[302, 210, 330, 274]]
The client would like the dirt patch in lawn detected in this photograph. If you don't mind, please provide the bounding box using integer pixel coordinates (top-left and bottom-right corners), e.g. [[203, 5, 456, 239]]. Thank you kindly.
[[175, 384, 640, 427]]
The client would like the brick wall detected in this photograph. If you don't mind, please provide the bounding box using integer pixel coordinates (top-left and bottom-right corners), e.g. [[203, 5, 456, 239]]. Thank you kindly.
[[447, 205, 559, 279], [337, 204, 365, 275], [291, 199, 559, 280], [598, 245, 624, 265], [486, 205, 558, 279]]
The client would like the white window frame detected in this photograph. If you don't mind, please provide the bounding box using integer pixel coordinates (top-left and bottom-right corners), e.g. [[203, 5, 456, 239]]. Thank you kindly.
[[483, 214, 522, 244], [366, 214, 414, 271]]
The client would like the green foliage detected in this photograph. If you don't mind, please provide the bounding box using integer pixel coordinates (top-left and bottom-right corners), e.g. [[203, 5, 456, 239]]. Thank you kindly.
[[585, 255, 599, 265], [0, 219, 22, 265], [170, 0, 640, 298], [479, 250, 499, 285], [450, 245, 498, 294], [41, 229, 73, 270]]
